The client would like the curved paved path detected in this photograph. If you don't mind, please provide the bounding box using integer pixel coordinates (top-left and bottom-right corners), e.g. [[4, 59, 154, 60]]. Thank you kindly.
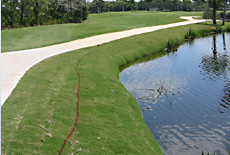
[[1, 17, 206, 106]]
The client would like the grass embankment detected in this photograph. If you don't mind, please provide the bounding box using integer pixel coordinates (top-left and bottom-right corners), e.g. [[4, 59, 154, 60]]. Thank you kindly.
[[3, 22, 230, 154], [1, 11, 203, 52]]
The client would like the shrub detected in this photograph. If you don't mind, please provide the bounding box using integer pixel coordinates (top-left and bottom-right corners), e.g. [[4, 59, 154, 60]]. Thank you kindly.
[[185, 29, 197, 39], [214, 25, 222, 33], [226, 26, 230, 32], [166, 39, 181, 52]]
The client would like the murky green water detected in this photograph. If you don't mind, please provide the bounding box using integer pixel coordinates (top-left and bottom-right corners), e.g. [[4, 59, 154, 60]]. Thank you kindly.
[[119, 33, 230, 155]]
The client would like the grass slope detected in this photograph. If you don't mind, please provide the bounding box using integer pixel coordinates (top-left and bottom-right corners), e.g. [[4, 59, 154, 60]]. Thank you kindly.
[[1, 11, 202, 52], [3, 22, 228, 154]]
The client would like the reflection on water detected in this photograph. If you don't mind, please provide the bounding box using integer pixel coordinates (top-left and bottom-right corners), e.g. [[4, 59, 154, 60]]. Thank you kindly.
[[201, 34, 229, 79], [119, 33, 230, 154], [201, 34, 230, 114], [222, 80, 230, 111]]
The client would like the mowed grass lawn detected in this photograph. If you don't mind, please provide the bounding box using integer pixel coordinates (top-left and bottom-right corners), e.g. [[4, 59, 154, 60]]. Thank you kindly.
[[3, 22, 229, 154], [1, 11, 203, 52]]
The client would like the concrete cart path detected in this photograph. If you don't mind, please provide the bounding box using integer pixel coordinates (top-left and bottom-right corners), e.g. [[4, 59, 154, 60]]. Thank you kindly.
[[1, 17, 206, 106]]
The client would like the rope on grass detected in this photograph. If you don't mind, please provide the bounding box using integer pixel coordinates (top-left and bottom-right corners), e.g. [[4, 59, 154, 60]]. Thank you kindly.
[[58, 52, 91, 155]]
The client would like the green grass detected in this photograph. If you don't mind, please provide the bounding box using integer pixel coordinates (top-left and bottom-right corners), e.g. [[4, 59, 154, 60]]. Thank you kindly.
[[1, 11, 203, 52], [3, 22, 228, 154]]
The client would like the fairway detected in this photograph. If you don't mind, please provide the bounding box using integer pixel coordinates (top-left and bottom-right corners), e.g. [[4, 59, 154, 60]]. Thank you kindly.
[[1, 11, 203, 52]]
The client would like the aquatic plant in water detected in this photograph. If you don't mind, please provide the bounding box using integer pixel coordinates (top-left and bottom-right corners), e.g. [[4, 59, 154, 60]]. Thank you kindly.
[[136, 80, 179, 107]]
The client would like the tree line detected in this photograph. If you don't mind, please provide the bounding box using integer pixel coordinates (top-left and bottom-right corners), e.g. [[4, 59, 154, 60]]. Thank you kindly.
[[1, 0, 88, 29], [88, 0, 229, 13], [2, 0, 230, 29], [89, 0, 229, 25]]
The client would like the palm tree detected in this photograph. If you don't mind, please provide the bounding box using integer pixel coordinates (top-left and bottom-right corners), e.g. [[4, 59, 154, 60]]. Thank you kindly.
[[228, 0, 230, 9], [222, 0, 226, 25], [122, 0, 126, 12], [145, 0, 154, 11], [20, 0, 29, 26], [130, 0, 135, 13], [33, 0, 40, 25], [212, 0, 216, 24], [94, 0, 104, 14]]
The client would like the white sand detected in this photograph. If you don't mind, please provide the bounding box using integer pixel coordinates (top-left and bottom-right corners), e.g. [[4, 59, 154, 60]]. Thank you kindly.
[[1, 16, 206, 106]]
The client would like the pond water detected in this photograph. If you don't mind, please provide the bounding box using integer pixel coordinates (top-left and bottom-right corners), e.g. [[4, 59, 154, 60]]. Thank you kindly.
[[119, 33, 230, 155]]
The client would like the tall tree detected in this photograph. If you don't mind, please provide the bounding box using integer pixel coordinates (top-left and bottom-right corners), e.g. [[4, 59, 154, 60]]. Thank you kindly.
[[193, 0, 205, 11], [20, 0, 29, 26], [33, 0, 40, 25], [145, 0, 154, 11], [11, 0, 19, 27], [172, 0, 180, 11], [94, 0, 104, 13], [129, 0, 135, 12], [222, 0, 226, 25], [212, 0, 217, 24], [122, 0, 126, 11]]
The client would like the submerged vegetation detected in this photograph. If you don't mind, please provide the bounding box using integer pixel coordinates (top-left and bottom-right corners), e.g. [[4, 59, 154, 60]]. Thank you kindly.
[[202, 151, 216, 155], [136, 80, 176, 113]]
